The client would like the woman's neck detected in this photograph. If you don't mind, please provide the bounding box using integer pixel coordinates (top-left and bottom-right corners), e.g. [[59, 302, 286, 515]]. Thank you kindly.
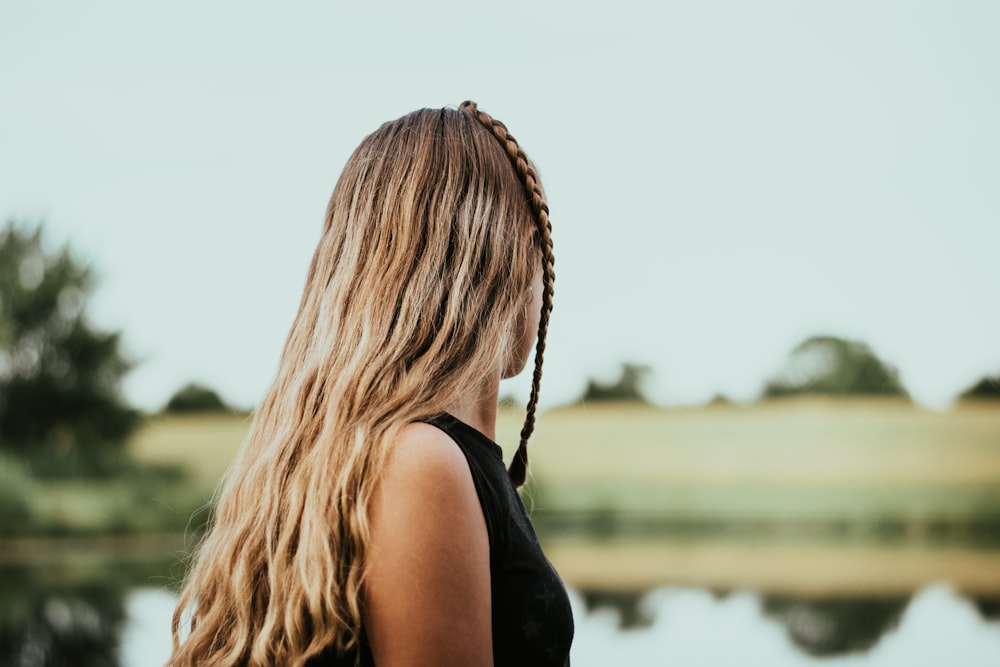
[[445, 370, 500, 440]]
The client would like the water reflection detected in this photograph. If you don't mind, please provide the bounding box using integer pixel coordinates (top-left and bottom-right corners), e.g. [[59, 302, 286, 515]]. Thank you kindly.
[[974, 598, 1000, 622], [118, 590, 175, 667], [119, 584, 1000, 667], [1, 567, 124, 667], [3, 561, 1000, 667], [572, 585, 1000, 667], [761, 596, 907, 656], [579, 587, 1000, 657], [0, 561, 173, 667]]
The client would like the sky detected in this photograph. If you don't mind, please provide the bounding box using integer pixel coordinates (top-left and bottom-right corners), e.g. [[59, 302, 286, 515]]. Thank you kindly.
[[1, 0, 998, 411]]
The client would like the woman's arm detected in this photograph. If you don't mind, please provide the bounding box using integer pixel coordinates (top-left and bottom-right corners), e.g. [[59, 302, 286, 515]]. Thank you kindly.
[[363, 422, 493, 666]]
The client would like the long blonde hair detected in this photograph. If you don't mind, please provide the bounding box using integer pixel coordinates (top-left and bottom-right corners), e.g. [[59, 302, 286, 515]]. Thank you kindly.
[[169, 102, 554, 666]]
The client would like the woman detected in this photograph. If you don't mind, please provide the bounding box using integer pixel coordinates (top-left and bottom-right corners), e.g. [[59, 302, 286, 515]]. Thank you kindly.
[[169, 102, 573, 666]]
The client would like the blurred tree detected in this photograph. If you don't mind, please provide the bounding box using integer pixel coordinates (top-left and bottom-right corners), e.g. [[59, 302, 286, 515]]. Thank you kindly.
[[0, 221, 138, 453], [581, 362, 652, 403], [763, 336, 908, 399], [0, 565, 129, 665], [707, 393, 735, 407], [164, 382, 229, 413], [762, 595, 906, 656], [960, 375, 1000, 400]]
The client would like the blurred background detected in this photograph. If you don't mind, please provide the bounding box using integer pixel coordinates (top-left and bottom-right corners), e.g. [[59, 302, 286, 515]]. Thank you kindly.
[[1, 1, 999, 665]]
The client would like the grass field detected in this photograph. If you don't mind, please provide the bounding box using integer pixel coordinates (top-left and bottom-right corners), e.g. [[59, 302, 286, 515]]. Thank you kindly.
[[505, 399, 1000, 485], [122, 399, 1000, 593], [131, 399, 1000, 480], [130, 399, 1000, 526], [510, 401, 999, 526], [129, 412, 255, 486]]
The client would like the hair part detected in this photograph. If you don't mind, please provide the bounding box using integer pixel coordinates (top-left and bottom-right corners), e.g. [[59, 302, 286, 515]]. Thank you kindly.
[[169, 103, 552, 666]]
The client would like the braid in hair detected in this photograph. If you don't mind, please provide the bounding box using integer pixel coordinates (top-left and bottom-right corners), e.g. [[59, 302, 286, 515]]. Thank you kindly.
[[459, 100, 554, 487]]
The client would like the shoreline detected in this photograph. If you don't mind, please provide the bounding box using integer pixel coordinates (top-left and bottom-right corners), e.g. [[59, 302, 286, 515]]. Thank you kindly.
[[4, 532, 1000, 597], [0, 532, 194, 566], [545, 539, 1000, 596]]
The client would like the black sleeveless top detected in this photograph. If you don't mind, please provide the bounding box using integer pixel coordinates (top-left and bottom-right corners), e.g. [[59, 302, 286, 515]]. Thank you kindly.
[[311, 413, 574, 666]]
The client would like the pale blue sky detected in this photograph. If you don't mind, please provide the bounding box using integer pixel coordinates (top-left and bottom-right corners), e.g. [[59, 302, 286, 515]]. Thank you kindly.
[[2, 0, 998, 410]]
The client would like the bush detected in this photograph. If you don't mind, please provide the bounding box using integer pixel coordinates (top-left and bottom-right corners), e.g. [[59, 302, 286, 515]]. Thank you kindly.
[[0, 221, 139, 455], [763, 336, 908, 399], [0, 453, 35, 534], [960, 375, 1000, 401], [581, 363, 652, 403], [164, 383, 229, 413]]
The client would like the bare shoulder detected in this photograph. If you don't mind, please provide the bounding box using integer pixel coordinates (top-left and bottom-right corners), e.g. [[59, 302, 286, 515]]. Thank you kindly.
[[373, 419, 482, 530], [384, 421, 471, 486], [365, 420, 492, 665]]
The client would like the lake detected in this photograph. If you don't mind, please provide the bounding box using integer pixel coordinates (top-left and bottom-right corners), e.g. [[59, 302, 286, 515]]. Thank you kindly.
[[8, 403, 999, 664], [5, 554, 1000, 666]]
